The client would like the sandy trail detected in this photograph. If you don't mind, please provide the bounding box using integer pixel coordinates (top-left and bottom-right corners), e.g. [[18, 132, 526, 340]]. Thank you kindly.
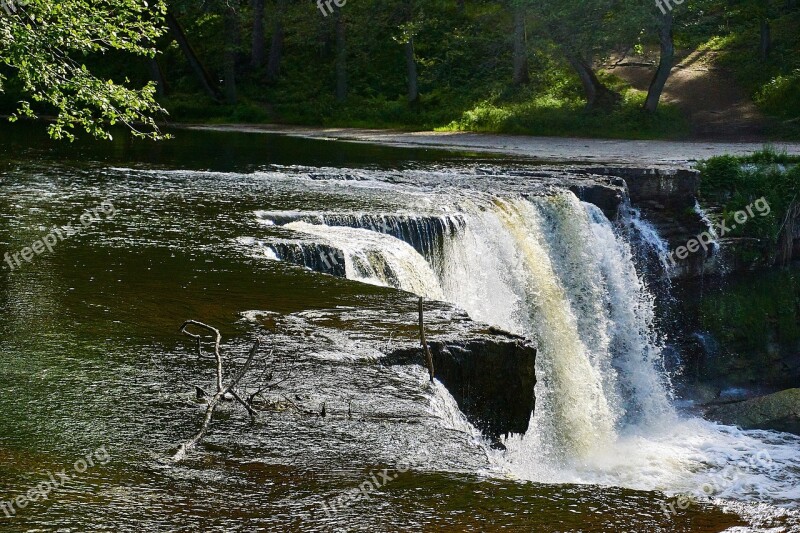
[[609, 48, 769, 139], [183, 124, 800, 169]]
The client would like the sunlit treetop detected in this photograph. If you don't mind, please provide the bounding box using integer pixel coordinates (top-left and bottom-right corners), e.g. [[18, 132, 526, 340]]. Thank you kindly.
[[0, 0, 170, 140]]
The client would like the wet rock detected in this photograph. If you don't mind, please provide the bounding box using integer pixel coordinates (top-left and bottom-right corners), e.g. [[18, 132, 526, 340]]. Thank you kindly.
[[578, 167, 700, 210], [269, 297, 538, 446], [385, 332, 537, 445], [705, 388, 800, 435]]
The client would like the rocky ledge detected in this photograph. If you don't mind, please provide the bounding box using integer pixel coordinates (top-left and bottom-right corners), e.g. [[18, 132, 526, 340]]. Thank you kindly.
[[263, 296, 538, 445], [384, 326, 537, 444], [705, 388, 800, 435]]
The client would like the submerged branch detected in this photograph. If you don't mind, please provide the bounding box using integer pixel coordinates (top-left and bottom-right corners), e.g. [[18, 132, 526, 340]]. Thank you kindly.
[[169, 322, 261, 463], [418, 297, 435, 383]]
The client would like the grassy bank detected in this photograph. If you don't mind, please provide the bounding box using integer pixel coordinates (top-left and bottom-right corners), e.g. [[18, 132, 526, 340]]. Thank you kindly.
[[697, 148, 800, 263]]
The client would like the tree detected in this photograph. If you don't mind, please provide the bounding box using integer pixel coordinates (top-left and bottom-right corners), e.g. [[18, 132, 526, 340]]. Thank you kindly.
[[165, 9, 224, 102], [334, 4, 347, 102], [266, 0, 287, 83], [522, 0, 628, 109], [0, 0, 169, 140], [251, 0, 266, 67], [222, 1, 240, 104], [393, 1, 421, 104], [644, 11, 675, 113], [511, 3, 529, 85]]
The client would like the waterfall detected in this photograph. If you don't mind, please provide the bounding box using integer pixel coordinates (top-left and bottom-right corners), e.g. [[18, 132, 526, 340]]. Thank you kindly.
[[251, 188, 800, 505], [434, 192, 674, 468], [256, 192, 674, 464]]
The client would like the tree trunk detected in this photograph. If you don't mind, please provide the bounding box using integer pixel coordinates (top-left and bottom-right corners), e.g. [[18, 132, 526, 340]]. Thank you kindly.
[[334, 7, 347, 103], [165, 10, 222, 102], [512, 5, 529, 86], [567, 55, 620, 110], [251, 0, 266, 68], [223, 5, 239, 105], [644, 14, 674, 113], [266, 0, 286, 82], [405, 38, 419, 104], [760, 18, 771, 61], [148, 58, 168, 97]]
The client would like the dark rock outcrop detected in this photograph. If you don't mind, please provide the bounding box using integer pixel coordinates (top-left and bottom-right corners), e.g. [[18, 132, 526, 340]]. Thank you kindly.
[[579, 167, 700, 209], [384, 331, 537, 444], [705, 388, 800, 435]]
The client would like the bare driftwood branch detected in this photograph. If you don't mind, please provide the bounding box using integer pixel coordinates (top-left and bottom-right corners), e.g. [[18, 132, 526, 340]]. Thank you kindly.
[[418, 297, 435, 383], [170, 322, 261, 462], [180, 320, 224, 392]]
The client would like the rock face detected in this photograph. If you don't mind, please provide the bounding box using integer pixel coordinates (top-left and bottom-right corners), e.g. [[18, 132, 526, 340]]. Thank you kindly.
[[579, 167, 700, 209], [706, 389, 800, 434], [384, 329, 537, 443], [262, 297, 539, 446]]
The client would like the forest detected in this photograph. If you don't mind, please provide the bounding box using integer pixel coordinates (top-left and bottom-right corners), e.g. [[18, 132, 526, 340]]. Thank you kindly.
[[1, 0, 799, 139]]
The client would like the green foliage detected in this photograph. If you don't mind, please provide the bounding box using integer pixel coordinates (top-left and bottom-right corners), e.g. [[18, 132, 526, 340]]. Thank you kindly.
[[756, 69, 800, 123], [697, 148, 800, 246], [439, 88, 688, 139], [0, 0, 169, 140], [699, 268, 800, 353], [516, 0, 654, 61], [2, 0, 797, 140]]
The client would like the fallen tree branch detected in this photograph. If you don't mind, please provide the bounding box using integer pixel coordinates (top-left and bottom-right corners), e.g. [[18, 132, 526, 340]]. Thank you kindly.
[[180, 320, 224, 392], [169, 322, 261, 462]]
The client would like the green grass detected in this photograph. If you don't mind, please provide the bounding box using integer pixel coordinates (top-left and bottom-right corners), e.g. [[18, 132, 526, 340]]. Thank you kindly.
[[697, 148, 800, 261], [436, 90, 688, 139]]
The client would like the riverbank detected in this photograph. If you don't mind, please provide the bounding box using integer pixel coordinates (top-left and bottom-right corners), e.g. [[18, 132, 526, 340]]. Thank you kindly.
[[181, 123, 800, 168]]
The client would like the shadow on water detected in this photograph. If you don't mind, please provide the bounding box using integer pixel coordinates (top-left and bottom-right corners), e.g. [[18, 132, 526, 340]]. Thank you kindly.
[[0, 122, 509, 173]]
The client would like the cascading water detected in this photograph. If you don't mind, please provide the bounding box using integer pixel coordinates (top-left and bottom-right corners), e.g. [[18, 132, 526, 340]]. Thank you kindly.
[[251, 185, 800, 511], [433, 192, 678, 473], [280, 221, 444, 300]]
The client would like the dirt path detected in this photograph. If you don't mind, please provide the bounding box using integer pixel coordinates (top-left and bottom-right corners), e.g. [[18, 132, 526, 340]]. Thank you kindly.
[[185, 124, 800, 169], [609, 49, 769, 139]]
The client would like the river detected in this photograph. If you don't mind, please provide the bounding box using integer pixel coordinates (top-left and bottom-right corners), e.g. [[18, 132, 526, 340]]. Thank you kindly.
[[0, 125, 798, 532]]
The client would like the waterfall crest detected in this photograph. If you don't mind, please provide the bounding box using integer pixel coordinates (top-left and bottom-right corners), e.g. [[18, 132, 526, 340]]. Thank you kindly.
[[283, 221, 444, 300]]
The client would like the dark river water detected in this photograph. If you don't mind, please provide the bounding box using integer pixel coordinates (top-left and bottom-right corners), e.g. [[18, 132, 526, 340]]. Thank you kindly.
[[0, 124, 796, 532]]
